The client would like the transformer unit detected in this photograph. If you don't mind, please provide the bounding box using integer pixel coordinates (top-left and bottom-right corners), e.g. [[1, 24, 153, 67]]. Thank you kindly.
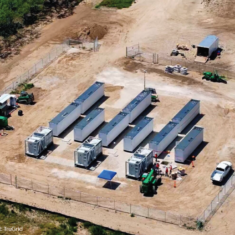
[[124, 117, 153, 152], [74, 81, 104, 114], [99, 112, 129, 147], [25, 126, 53, 157], [175, 126, 204, 163], [172, 99, 200, 133], [74, 108, 104, 142], [122, 90, 151, 123], [74, 137, 102, 168], [49, 102, 81, 136], [126, 148, 153, 179], [149, 121, 179, 156]]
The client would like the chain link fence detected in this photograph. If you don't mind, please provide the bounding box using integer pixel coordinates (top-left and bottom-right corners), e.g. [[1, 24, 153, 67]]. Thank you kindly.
[[126, 44, 235, 79], [198, 173, 235, 223], [0, 172, 196, 227]]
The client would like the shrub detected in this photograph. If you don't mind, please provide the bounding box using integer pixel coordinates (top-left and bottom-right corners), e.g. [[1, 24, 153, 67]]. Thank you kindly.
[[68, 218, 77, 227], [0, 204, 9, 215], [96, 0, 135, 9], [89, 225, 107, 235]]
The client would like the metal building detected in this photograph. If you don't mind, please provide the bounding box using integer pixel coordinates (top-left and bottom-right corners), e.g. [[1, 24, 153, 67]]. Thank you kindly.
[[149, 121, 179, 156], [124, 117, 153, 152], [172, 99, 200, 133], [49, 102, 81, 136], [74, 108, 104, 142], [175, 126, 204, 163], [74, 137, 102, 168], [74, 81, 104, 114], [126, 148, 153, 179], [25, 126, 53, 157], [197, 35, 219, 58], [99, 112, 129, 147], [122, 90, 151, 123]]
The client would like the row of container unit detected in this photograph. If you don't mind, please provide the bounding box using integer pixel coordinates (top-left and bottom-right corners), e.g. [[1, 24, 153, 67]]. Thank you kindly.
[[25, 127, 53, 157], [122, 90, 151, 123], [74, 108, 104, 142], [126, 148, 153, 179], [149, 99, 200, 158], [74, 137, 102, 168], [49, 82, 104, 137], [124, 117, 153, 152], [175, 126, 204, 163]]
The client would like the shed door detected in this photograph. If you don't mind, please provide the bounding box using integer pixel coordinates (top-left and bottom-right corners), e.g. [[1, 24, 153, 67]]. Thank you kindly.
[[197, 47, 209, 57]]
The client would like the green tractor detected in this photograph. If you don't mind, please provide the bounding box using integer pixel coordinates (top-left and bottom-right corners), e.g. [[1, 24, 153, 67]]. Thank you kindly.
[[140, 168, 161, 196], [0, 116, 14, 130], [17, 91, 34, 105], [202, 71, 227, 84], [145, 88, 160, 102]]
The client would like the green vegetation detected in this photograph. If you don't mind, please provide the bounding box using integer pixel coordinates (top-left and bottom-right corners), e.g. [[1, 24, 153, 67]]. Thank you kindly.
[[0, 0, 81, 38], [95, 0, 135, 9], [0, 200, 130, 235], [10, 82, 34, 94]]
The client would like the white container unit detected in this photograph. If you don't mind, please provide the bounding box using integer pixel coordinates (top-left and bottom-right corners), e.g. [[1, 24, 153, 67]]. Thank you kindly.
[[25, 126, 53, 157], [74, 137, 102, 168], [126, 148, 153, 179], [172, 99, 200, 133], [124, 117, 153, 152], [49, 102, 81, 137], [149, 121, 179, 156], [74, 108, 104, 142], [99, 112, 129, 147], [175, 126, 204, 163], [197, 35, 219, 58], [122, 90, 151, 123], [74, 81, 104, 114]]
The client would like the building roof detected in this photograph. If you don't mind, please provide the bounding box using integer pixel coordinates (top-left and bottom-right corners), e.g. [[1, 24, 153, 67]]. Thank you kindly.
[[172, 99, 200, 123], [122, 90, 151, 113], [74, 82, 104, 104], [125, 117, 153, 140], [150, 121, 178, 145], [0, 94, 16, 104], [49, 102, 80, 124], [99, 112, 128, 134], [198, 35, 218, 48], [175, 126, 203, 150], [74, 108, 104, 130]]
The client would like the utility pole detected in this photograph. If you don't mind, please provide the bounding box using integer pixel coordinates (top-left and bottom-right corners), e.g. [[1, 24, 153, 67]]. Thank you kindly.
[[143, 70, 147, 90]]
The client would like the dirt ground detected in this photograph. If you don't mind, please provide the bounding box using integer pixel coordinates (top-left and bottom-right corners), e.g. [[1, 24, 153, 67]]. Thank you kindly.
[[1, 0, 235, 234]]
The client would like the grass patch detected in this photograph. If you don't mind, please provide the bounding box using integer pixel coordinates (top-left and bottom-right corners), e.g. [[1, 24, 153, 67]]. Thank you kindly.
[[10, 83, 34, 94], [96, 0, 135, 9]]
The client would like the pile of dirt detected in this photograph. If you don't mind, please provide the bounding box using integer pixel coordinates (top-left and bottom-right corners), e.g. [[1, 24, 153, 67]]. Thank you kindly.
[[77, 24, 108, 40], [203, 0, 235, 19]]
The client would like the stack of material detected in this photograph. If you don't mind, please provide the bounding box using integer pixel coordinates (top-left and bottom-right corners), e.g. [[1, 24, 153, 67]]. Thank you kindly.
[[180, 67, 188, 75], [174, 64, 181, 73], [165, 66, 174, 73]]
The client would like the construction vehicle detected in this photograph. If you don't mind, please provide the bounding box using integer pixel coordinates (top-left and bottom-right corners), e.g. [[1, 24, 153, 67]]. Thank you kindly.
[[202, 71, 227, 84], [145, 88, 159, 102], [0, 116, 14, 130], [140, 168, 161, 196], [17, 91, 34, 104]]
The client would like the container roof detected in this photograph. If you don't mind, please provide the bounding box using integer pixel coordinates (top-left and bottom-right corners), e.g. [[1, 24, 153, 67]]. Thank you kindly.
[[74, 108, 104, 130], [74, 81, 104, 104], [172, 99, 200, 123], [125, 117, 153, 140], [122, 90, 151, 113], [175, 126, 203, 150], [198, 35, 218, 48], [49, 102, 80, 124], [150, 121, 178, 145], [0, 94, 16, 104], [99, 112, 128, 134], [134, 147, 152, 158]]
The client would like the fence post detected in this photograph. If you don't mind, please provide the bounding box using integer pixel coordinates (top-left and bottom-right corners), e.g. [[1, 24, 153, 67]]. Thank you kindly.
[[15, 176, 17, 188]]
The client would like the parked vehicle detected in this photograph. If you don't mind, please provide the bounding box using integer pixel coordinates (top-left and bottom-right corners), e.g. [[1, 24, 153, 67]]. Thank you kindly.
[[211, 161, 232, 183]]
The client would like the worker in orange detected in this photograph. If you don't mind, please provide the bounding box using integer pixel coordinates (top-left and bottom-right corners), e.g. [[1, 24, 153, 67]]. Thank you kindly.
[[156, 162, 160, 169], [155, 153, 158, 159]]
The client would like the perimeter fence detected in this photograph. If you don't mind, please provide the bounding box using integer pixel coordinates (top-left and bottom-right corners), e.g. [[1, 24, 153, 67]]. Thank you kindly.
[[0, 172, 196, 228], [126, 44, 235, 79], [0, 37, 99, 96]]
